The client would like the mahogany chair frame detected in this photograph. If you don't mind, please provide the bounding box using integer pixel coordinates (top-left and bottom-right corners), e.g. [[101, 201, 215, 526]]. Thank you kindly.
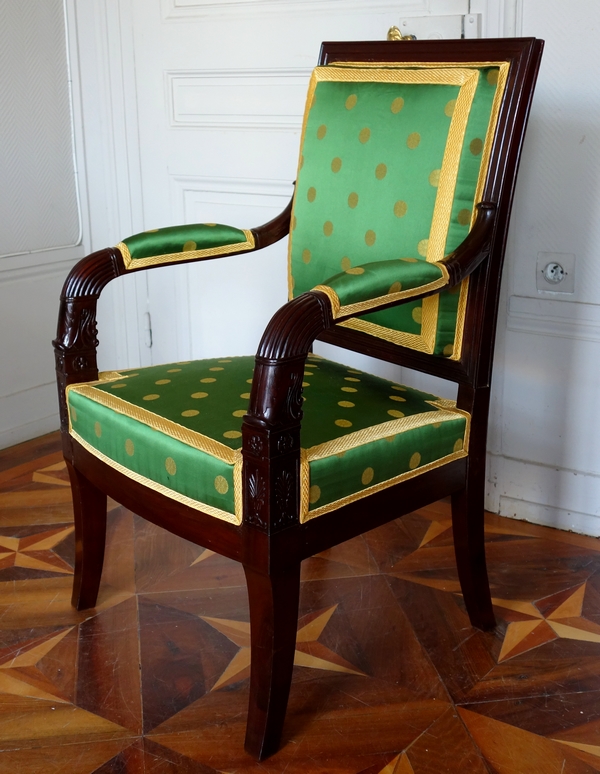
[[54, 38, 543, 760]]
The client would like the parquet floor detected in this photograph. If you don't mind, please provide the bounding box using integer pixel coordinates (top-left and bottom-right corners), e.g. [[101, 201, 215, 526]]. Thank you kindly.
[[1, 434, 600, 772]]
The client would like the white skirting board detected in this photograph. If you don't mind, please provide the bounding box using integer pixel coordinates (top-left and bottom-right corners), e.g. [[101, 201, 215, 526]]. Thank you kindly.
[[486, 452, 600, 537], [0, 383, 60, 450]]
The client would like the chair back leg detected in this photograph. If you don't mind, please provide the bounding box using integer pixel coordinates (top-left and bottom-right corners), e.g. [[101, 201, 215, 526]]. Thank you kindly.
[[243, 562, 301, 760], [451, 464, 495, 631], [67, 460, 107, 611]]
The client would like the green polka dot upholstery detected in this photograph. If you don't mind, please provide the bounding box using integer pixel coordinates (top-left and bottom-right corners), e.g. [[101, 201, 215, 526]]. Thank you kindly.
[[117, 223, 254, 270], [67, 356, 469, 525], [314, 257, 447, 318], [290, 64, 506, 358]]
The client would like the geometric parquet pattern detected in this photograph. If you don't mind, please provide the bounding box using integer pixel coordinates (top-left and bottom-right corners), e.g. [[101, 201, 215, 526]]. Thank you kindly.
[[2, 433, 600, 772]]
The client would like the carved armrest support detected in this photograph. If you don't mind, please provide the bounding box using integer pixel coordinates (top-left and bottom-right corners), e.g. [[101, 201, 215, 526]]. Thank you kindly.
[[53, 247, 125, 432]]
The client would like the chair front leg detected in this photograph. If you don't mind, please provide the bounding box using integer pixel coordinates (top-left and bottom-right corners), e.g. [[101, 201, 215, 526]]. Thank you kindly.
[[243, 561, 301, 760], [67, 461, 107, 611]]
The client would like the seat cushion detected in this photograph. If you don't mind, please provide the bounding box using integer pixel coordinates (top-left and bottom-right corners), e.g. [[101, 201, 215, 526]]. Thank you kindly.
[[67, 355, 469, 525]]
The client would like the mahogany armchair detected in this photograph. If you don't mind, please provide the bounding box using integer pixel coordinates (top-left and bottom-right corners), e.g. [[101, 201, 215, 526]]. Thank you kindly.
[[54, 38, 543, 759]]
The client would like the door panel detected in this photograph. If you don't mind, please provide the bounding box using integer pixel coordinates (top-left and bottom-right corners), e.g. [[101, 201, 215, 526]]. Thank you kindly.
[[128, 0, 472, 363]]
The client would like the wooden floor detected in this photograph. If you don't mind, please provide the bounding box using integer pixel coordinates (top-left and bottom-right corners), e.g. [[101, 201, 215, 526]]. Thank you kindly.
[[1, 434, 600, 772]]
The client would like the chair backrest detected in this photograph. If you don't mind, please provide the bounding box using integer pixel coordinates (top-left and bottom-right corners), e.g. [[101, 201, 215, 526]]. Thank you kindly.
[[288, 39, 542, 385]]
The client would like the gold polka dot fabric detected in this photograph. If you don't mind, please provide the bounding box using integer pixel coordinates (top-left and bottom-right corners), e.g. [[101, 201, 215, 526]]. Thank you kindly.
[[67, 355, 468, 525], [290, 64, 504, 358], [315, 257, 446, 317]]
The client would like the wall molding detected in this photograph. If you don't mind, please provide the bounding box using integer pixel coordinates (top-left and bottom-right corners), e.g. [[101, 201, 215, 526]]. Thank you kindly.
[[163, 0, 432, 21], [0, 247, 82, 279], [469, 0, 520, 37], [507, 294, 600, 343], [0, 257, 77, 290], [167, 69, 311, 131], [170, 174, 293, 224]]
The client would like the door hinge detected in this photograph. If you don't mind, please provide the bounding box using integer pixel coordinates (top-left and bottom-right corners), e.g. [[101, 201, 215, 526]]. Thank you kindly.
[[144, 312, 153, 348]]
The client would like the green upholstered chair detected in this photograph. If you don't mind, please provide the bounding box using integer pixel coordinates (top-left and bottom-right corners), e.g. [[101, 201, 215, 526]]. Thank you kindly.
[[54, 38, 543, 760]]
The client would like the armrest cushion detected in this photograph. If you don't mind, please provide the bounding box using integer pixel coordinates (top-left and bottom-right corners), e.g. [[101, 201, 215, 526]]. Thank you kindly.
[[313, 257, 449, 319], [116, 223, 255, 270]]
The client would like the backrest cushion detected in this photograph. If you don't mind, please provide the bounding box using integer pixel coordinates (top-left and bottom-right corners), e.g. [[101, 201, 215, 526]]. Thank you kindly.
[[289, 62, 508, 358]]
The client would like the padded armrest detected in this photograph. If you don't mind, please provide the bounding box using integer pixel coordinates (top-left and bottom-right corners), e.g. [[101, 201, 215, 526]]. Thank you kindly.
[[116, 223, 255, 270], [311, 202, 497, 321], [313, 258, 449, 320]]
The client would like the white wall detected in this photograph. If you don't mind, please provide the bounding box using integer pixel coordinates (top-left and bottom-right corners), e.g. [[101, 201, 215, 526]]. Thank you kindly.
[[0, 1, 86, 448], [486, 0, 600, 535]]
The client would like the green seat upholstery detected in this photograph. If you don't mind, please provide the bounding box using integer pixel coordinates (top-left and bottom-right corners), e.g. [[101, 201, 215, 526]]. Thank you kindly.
[[67, 355, 468, 525]]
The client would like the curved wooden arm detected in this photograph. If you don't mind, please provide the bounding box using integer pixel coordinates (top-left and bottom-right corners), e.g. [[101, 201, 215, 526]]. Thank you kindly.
[[241, 291, 333, 533], [252, 194, 293, 250], [247, 292, 333, 430], [441, 201, 497, 285]]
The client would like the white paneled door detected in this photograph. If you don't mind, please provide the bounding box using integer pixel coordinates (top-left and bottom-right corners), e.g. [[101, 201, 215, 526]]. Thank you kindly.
[[95, 0, 482, 368]]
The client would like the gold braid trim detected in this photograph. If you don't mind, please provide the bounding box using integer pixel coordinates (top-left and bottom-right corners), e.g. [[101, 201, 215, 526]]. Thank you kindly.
[[233, 451, 243, 520], [306, 406, 469, 462], [117, 230, 255, 270], [448, 62, 509, 361], [312, 285, 341, 316], [67, 383, 237, 464], [300, 448, 310, 521], [313, 266, 449, 321], [71, 430, 241, 525], [338, 317, 434, 353], [427, 400, 472, 453], [97, 371, 128, 381], [449, 276, 469, 360], [427, 71, 479, 264], [313, 65, 478, 86], [301, 447, 468, 522], [474, 63, 510, 207], [428, 397, 457, 409]]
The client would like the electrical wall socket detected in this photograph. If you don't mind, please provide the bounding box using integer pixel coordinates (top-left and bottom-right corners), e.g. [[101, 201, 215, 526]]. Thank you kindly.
[[536, 252, 576, 294]]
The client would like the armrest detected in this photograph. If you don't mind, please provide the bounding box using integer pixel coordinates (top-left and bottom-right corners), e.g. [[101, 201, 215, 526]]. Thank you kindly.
[[118, 192, 294, 270], [53, 198, 293, 434], [244, 201, 497, 433], [311, 202, 496, 321], [117, 223, 254, 270]]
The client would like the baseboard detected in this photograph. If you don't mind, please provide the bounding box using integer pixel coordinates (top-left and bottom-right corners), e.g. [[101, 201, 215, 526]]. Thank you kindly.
[[497, 496, 600, 537], [0, 383, 60, 450], [0, 413, 60, 451], [486, 452, 600, 537]]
